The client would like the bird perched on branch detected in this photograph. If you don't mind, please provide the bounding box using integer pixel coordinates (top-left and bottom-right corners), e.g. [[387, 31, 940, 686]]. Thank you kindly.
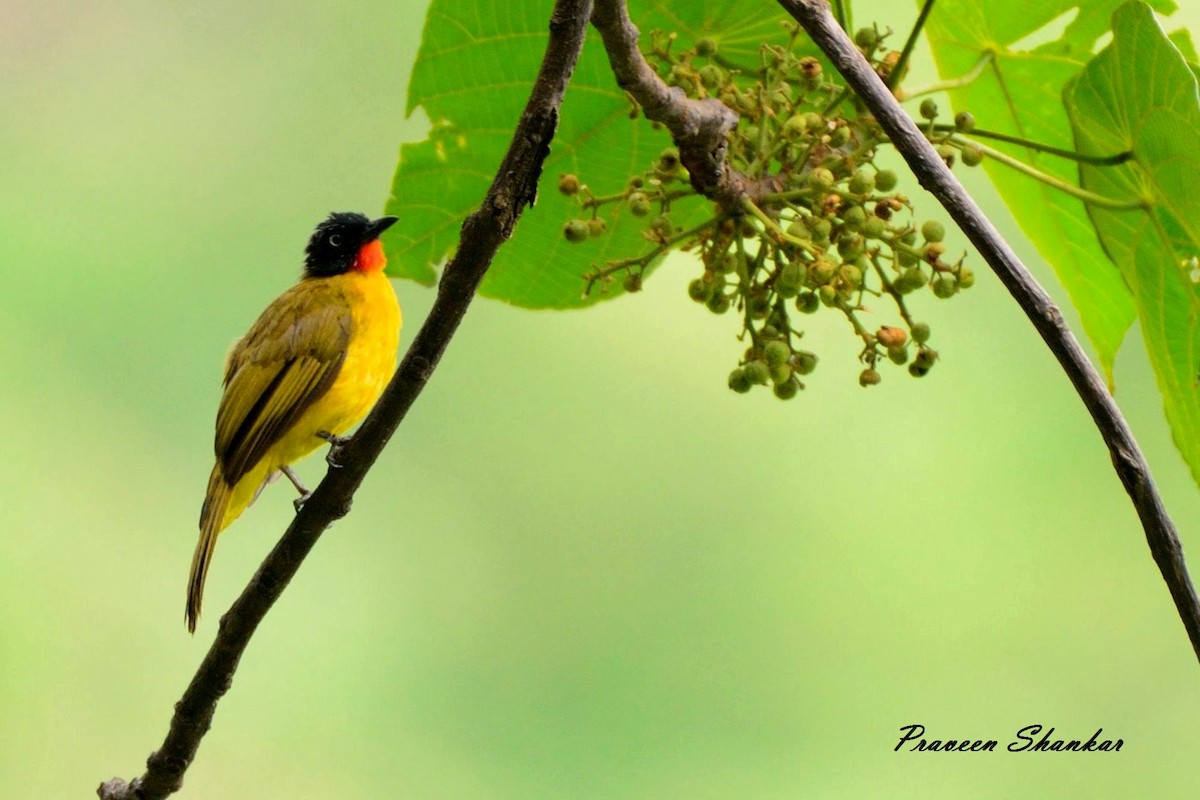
[[187, 212, 401, 632]]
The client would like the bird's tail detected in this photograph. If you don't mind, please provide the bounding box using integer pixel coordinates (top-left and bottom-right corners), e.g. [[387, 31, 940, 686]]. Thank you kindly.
[[188, 465, 231, 633]]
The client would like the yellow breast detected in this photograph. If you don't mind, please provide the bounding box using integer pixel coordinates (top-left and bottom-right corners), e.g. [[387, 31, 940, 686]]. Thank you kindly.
[[282, 269, 401, 462]]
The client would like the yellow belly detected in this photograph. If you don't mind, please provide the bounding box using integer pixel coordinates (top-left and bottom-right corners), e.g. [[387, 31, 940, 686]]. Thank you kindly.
[[222, 269, 401, 528]]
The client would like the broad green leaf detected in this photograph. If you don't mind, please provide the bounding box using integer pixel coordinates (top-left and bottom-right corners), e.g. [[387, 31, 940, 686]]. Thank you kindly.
[[1065, 1, 1200, 486], [923, 0, 1180, 380], [386, 0, 780, 308]]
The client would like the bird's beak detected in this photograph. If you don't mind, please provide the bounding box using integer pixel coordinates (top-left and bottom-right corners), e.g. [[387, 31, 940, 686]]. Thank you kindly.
[[365, 215, 400, 241]]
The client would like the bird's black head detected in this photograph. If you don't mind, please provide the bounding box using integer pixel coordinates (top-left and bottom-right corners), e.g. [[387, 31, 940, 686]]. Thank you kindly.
[[303, 212, 399, 278]]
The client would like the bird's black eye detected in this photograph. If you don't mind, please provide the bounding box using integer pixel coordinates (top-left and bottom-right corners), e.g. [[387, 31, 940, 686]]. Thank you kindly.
[[329, 234, 342, 247]]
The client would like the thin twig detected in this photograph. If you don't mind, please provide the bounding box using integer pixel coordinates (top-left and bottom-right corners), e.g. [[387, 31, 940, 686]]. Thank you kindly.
[[943, 134, 1147, 210], [929, 124, 1133, 165], [887, 0, 936, 90], [777, 0, 1200, 664], [97, 2, 594, 797], [897, 50, 992, 99]]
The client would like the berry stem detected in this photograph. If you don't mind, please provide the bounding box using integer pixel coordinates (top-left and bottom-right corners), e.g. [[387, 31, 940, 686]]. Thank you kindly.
[[946, 134, 1149, 211], [584, 215, 727, 296], [930, 124, 1133, 166], [740, 197, 818, 253], [896, 51, 993, 100]]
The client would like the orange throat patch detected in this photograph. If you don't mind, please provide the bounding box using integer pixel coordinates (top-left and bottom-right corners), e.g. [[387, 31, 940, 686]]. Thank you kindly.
[[353, 239, 387, 272]]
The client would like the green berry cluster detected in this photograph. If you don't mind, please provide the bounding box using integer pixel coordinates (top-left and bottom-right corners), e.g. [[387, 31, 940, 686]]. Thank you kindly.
[[562, 23, 978, 398]]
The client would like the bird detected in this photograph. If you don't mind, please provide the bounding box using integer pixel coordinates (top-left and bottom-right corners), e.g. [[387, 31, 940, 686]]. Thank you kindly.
[[186, 212, 402, 632]]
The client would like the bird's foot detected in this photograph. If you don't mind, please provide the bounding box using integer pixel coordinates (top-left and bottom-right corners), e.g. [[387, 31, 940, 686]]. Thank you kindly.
[[280, 465, 309, 495], [293, 490, 313, 513], [281, 465, 312, 512], [317, 431, 349, 468]]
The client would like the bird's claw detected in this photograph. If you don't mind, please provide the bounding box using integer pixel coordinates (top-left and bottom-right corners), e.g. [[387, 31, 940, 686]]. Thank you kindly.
[[293, 490, 313, 513], [317, 430, 349, 468]]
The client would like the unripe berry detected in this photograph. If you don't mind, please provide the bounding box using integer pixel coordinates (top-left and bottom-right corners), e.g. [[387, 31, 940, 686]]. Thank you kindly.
[[783, 114, 807, 140], [874, 169, 898, 192], [587, 217, 607, 237], [699, 64, 723, 89], [791, 350, 818, 375], [650, 215, 672, 236], [937, 144, 956, 167], [859, 367, 881, 386], [558, 174, 580, 195], [748, 294, 771, 319], [911, 322, 931, 343], [921, 220, 945, 242], [563, 219, 588, 243], [848, 169, 874, 195], [695, 37, 718, 56], [919, 98, 939, 120], [961, 146, 984, 167], [786, 218, 810, 239], [818, 285, 837, 305], [810, 218, 832, 243], [764, 340, 791, 367], [713, 252, 737, 275], [657, 147, 681, 172], [958, 267, 975, 288], [796, 291, 820, 314], [923, 242, 947, 262], [623, 272, 642, 292], [899, 266, 928, 291], [770, 363, 792, 385], [931, 275, 957, 298], [861, 216, 885, 240], [688, 277, 712, 303], [837, 235, 864, 260], [809, 167, 836, 191], [799, 56, 823, 83], [810, 259, 837, 285], [775, 281, 799, 300], [707, 291, 731, 314], [804, 112, 825, 133], [828, 125, 850, 147], [842, 206, 867, 232], [887, 344, 909, 364], [628, 192, 651, 217], [728, 367, 752, 393], [908, 362, 930, 378], [854, 27, 878, 51], [954, 111, 976, 132], [839, 263, 863, 291], [744, 360, 771, 385], [773, 377, 800, 399]]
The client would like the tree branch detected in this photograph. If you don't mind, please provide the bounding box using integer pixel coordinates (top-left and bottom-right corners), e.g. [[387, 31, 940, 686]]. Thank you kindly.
[[776, 0, 1200, 663], [97, 2, 594, 797], [590, 0, 778, 206]]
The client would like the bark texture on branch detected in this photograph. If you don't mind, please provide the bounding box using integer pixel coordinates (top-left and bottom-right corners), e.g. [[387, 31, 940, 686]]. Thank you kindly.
[[776, 0, 1200, 663], [98, 2, 594, 797], [591, 0, 779, 206]]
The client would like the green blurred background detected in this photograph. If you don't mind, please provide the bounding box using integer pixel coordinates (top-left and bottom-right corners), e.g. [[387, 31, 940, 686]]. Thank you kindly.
[[3, 1, 1199, 797]]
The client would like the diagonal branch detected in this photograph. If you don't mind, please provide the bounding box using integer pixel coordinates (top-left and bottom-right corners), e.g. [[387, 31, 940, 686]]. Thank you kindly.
[[97, 1, 594, 797], [776, 0, 1200, 663]]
